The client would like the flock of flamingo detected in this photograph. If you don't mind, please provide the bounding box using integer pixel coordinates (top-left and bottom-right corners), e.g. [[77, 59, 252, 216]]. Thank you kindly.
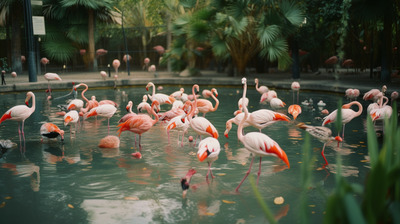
[[0, 72, 398, 195]]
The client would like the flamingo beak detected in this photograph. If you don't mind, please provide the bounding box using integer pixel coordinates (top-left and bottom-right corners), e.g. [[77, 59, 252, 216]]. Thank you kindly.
[[25, 101, 29, 106], [146, 87, 149, 91], [126, 106, 130, 112], [197, 150, 210, 162], [224, 133, 229, 138]]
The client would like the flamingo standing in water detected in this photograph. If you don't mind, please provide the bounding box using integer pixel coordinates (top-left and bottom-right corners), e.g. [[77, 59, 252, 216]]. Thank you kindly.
[[254, 78, 269, 95], [363, 85, 387, 102], [146, 82, 175, 110], [224, 109, 290, 138], [288, 104, 302, 120], [183, 85, 219, 144], [166, 113, 189, 146], [297, 122, 342, 166], [235, 78, 290, 192], [137, 95, 152, 114], [370, 93, 392, 122], [0, 91, 36, 142], [197, 137, 221, 180], [196, 88, 219, 117], [74, 83, 99, 113], [40, 123, 64, 142], [44, 73, 62, 99], [117, 101, 160, 148], [64, 110, 79, 136], [84, 104, 117, 135], [119, 101, 137, 123], [322, 101, 363, 139], [291, 81, 300, 104], [270, 98, 286, 110], [345, 88, 360, 101]]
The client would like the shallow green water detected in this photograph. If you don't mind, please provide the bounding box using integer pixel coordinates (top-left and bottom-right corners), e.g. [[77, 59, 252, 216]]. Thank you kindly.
[[0, 84, 371, 223]]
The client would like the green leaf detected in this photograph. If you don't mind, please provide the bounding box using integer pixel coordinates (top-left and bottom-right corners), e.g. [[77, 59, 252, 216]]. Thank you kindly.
[[366, 115, 379, 168], [344, 194, 366, 224], [249, 175, 277, 224]]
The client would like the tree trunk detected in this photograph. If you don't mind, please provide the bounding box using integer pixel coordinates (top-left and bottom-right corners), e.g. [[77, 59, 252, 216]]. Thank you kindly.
[[88, 9, 96, 71], [380, 13, 392, 83], [10, 4, 22, 74]]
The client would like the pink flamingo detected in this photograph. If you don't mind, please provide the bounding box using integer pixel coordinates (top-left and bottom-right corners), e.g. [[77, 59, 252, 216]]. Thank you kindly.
[[170, 88, 184, 100], [370, 93, 392, 122], [143, 57, 150, 70], [0, 91, 36, 142], [119, 101, 137, 123], [100, 71, 107, 80], [288, 104, 302, 120], [270, 98, 286, 110], [159, 107, 185, 122], [345, 88, 360, 101], [43, 73, 62, 98], [137, 95, 152, 114], [363, 85, 387, 102], [117, 101, 160, 148], [64, 110, 79, 136], [224, 109, 290, 138], [166, 113, 190, 146], [391, 91, 399, 105], [260, 90, 277, 104], [254, 78, 269, 94], [98, 135, 120, 148], [181, 168, 196, 199], [112, 59, 120, 74], [197, 137, 221, 180], [74, 83, 98, 113], [183, 85, 219, 143], [291, 81, 300, 104], [40, 123, 64, 142], [146, 82, 175, 109], [196, 88, 219, 117], [297, 122, 342, 166], [84, 104, 117, 135], [322, 101, 363, 139], [41, 57, 50, 72], [236, 77, 289, 192]]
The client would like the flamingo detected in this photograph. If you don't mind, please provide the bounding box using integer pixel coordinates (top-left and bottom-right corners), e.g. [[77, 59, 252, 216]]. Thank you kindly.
[[291, 81, 300, 104], [224, 109, 290, 138], [345, 88, 360, 101], [196, 88, 219, 117], [288, 104, 302, 120], [117, 101, 160, 148], [74, 83, 98, 113], [254, 78, 269, 94], [0, 91, 36, 142], [146, 82, 175, 109], [391, 91, 399, 105], [270, 98, 286, 110], [100, 71, 107, 80], [64, 110, 79, 136], [166, 113, 190, 146], [54, 82, 77, 100], [112, 59, 120, 74], [84, 104, 117, 135], [322, 101, 363, 139], [235, 77, 290, 192], [118, 101, 137, 123], [260, 90, 277, 104], [43, 73, 62, 98], [159, 107, 185, 122], [363, 85, 387, 102], [40, 123, 64, 142], [197, 137, 221, 180], [183, 85, 219, 143], [370, 93, 392, 122], [170, 88, 184, 100], [98, 135, 120, 148], [137, 95, 152, 114], [181, 168, 197, 199], [297, 122, 342, 166]]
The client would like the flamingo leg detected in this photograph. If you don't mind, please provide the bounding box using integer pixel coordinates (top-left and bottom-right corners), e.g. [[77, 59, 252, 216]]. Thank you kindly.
[[17, 122, 22, 143], [235, 156, 255, 192], [342, 124, 346, 140], [206, 161, 215, 179], [321, 143, 328, 167], [138, 135, 142, 150], [181, 132, 185, 147], [257, 157, 262, 185], [167, 130, 171, 144], [107, 118, 110, 135]]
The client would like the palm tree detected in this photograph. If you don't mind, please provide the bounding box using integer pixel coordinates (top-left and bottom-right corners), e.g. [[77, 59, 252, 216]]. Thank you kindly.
[[43, 0, 114, 70], [0, 0, 23, 74]]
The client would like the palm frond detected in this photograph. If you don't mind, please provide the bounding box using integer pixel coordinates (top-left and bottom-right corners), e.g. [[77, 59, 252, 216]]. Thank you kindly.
[[257, 24, 280, 47], [279, 1, 304, 27]]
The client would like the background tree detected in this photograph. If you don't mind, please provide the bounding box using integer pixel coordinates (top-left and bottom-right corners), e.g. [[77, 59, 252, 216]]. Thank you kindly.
[[0, 0, 23, 74]]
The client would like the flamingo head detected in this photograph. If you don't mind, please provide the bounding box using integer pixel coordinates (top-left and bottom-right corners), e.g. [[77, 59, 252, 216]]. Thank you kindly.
[[341, 103, 352, 109], [131, 152, 142, 159], [242, 77, 247, 85], [197, 149, 210, 162], [254, 78, 258, 84], [211, 88, 218, 97], [334, 136, 343, 142], [59, 130, 65, 141]]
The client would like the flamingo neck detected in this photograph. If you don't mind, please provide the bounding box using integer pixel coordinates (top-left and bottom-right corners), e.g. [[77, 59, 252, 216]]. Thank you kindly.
[[150, 82, 156, 96], [237, 83, 247, 141], [30, 93, 36, 113], [186, 101, 195, 123], [351, 101, 363, 116], [150, 102, 159, 124], [80, 84, 89, 104], [210, 90, 219, 112]]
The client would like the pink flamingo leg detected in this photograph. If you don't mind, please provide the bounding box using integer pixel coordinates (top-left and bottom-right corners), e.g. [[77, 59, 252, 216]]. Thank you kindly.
[[257, 157, 262, 185], [21, 121, 25, 142], [206, 161, 215, 179], [17, 122, 22, 143], [235, 156, 255, 192], [181, 132, 185, 147], [107, 118, 110, 135], [321, 143, 329, 167]]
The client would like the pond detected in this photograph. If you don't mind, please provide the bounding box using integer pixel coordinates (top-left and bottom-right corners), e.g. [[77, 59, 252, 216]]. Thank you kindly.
[[0, 83, 372, 223]]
